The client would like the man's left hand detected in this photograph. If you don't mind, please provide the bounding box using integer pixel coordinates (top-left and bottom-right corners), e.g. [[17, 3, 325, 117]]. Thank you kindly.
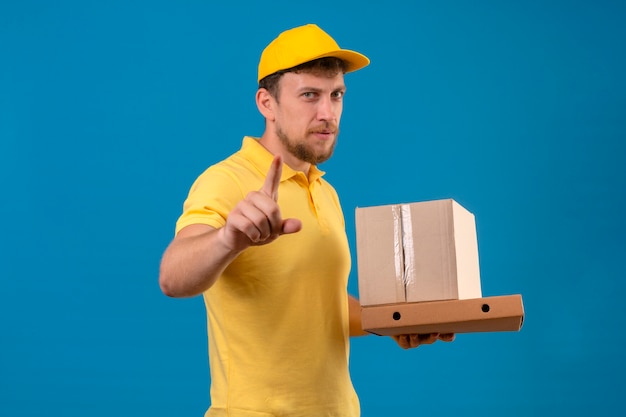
[[392, 333, 455, 349]]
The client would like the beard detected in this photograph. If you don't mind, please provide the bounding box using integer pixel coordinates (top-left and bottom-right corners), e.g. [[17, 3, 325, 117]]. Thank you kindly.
[[276, 123, 339, 165]]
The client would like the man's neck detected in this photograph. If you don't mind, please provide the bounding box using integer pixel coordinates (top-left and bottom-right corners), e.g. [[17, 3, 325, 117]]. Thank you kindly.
[[258, 134, 311, 176]]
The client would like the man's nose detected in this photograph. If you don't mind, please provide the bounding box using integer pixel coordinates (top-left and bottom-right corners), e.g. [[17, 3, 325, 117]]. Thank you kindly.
[[317, 97, 337, 121]]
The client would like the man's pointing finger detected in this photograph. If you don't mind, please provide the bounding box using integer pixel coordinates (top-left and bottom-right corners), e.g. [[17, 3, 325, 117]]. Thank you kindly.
[[261, 155, 282, 201]]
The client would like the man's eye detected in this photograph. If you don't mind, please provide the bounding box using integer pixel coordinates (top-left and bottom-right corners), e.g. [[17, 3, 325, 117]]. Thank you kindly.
[[332, 91, 344, 99], [303, 92, 316, 99]]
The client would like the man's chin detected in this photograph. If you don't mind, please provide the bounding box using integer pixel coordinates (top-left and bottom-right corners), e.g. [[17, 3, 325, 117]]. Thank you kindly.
[[313, 149, 334, 164], [309, 142, 335, 163]]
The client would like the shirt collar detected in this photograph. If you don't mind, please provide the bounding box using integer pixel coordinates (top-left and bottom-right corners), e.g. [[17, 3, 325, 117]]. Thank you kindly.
[[241, 136, 326, 183]]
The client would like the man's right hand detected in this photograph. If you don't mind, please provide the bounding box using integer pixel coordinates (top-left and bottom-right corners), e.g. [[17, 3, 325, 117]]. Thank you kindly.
[[159, 155, 303, 297], [219, 155, 302, 252]]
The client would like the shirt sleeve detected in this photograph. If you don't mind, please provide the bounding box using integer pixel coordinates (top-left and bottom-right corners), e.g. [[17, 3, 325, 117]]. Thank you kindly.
[[175, 164, 246, 235]]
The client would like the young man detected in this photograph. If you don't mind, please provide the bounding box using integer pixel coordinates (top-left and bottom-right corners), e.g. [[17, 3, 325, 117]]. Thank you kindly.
[[159, 24, 453, 417]]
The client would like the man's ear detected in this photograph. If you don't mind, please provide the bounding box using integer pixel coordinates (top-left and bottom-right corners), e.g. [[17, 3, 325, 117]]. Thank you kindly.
[[256, 88, 276, 121]]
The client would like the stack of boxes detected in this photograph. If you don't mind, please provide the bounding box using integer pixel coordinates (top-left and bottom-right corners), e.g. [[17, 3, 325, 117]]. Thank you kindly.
[[355, 199, 524, 336]]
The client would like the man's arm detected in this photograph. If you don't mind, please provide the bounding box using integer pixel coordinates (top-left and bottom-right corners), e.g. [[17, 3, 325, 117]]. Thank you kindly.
[[348, 295, 369, 337], [159, 155, 301, 298], [159, 224, 238, 297]]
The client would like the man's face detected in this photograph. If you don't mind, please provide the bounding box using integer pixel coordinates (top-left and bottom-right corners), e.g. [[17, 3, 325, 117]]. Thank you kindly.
[[273, 71, 345, 165]]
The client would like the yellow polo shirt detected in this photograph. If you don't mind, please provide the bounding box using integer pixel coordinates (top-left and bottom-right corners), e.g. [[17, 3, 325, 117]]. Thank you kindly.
[[176, 137, 359, 417]]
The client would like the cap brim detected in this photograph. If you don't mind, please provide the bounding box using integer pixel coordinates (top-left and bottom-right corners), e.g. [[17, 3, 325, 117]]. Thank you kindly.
[[314, 49, 370, 73]]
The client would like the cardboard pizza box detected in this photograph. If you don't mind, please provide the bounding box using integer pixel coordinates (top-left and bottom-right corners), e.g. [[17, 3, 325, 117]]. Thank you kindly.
[[360, 294, 524, 336]]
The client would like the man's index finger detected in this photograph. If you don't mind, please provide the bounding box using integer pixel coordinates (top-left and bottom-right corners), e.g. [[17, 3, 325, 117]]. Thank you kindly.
[[262, 155, 282, 200]]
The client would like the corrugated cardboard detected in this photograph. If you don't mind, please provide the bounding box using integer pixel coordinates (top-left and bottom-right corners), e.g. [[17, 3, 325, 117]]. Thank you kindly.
[[361, 295, 524, 336], [356, 199, 482, 306]]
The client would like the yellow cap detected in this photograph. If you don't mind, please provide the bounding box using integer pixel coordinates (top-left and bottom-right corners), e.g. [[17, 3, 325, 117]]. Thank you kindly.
[[258, 24, 370, 82]]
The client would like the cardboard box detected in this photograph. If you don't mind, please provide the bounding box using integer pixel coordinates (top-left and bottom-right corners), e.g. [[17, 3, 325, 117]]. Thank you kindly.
[[360, 295, 524, 336], [356, 199, 482, 306]]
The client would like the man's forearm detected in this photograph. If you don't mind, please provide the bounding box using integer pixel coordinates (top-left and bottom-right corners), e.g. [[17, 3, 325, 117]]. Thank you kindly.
[[159, 225, 240, 298], [348, 295, 369, 337]]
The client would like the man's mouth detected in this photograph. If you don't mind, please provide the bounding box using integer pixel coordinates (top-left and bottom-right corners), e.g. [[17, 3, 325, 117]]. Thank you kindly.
[[309, 125, 337, 137], [310, 130, 335, 141]]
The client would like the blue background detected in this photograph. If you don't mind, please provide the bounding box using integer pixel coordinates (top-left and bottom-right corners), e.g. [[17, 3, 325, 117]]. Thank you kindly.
[[2, 1, 625, 416]]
